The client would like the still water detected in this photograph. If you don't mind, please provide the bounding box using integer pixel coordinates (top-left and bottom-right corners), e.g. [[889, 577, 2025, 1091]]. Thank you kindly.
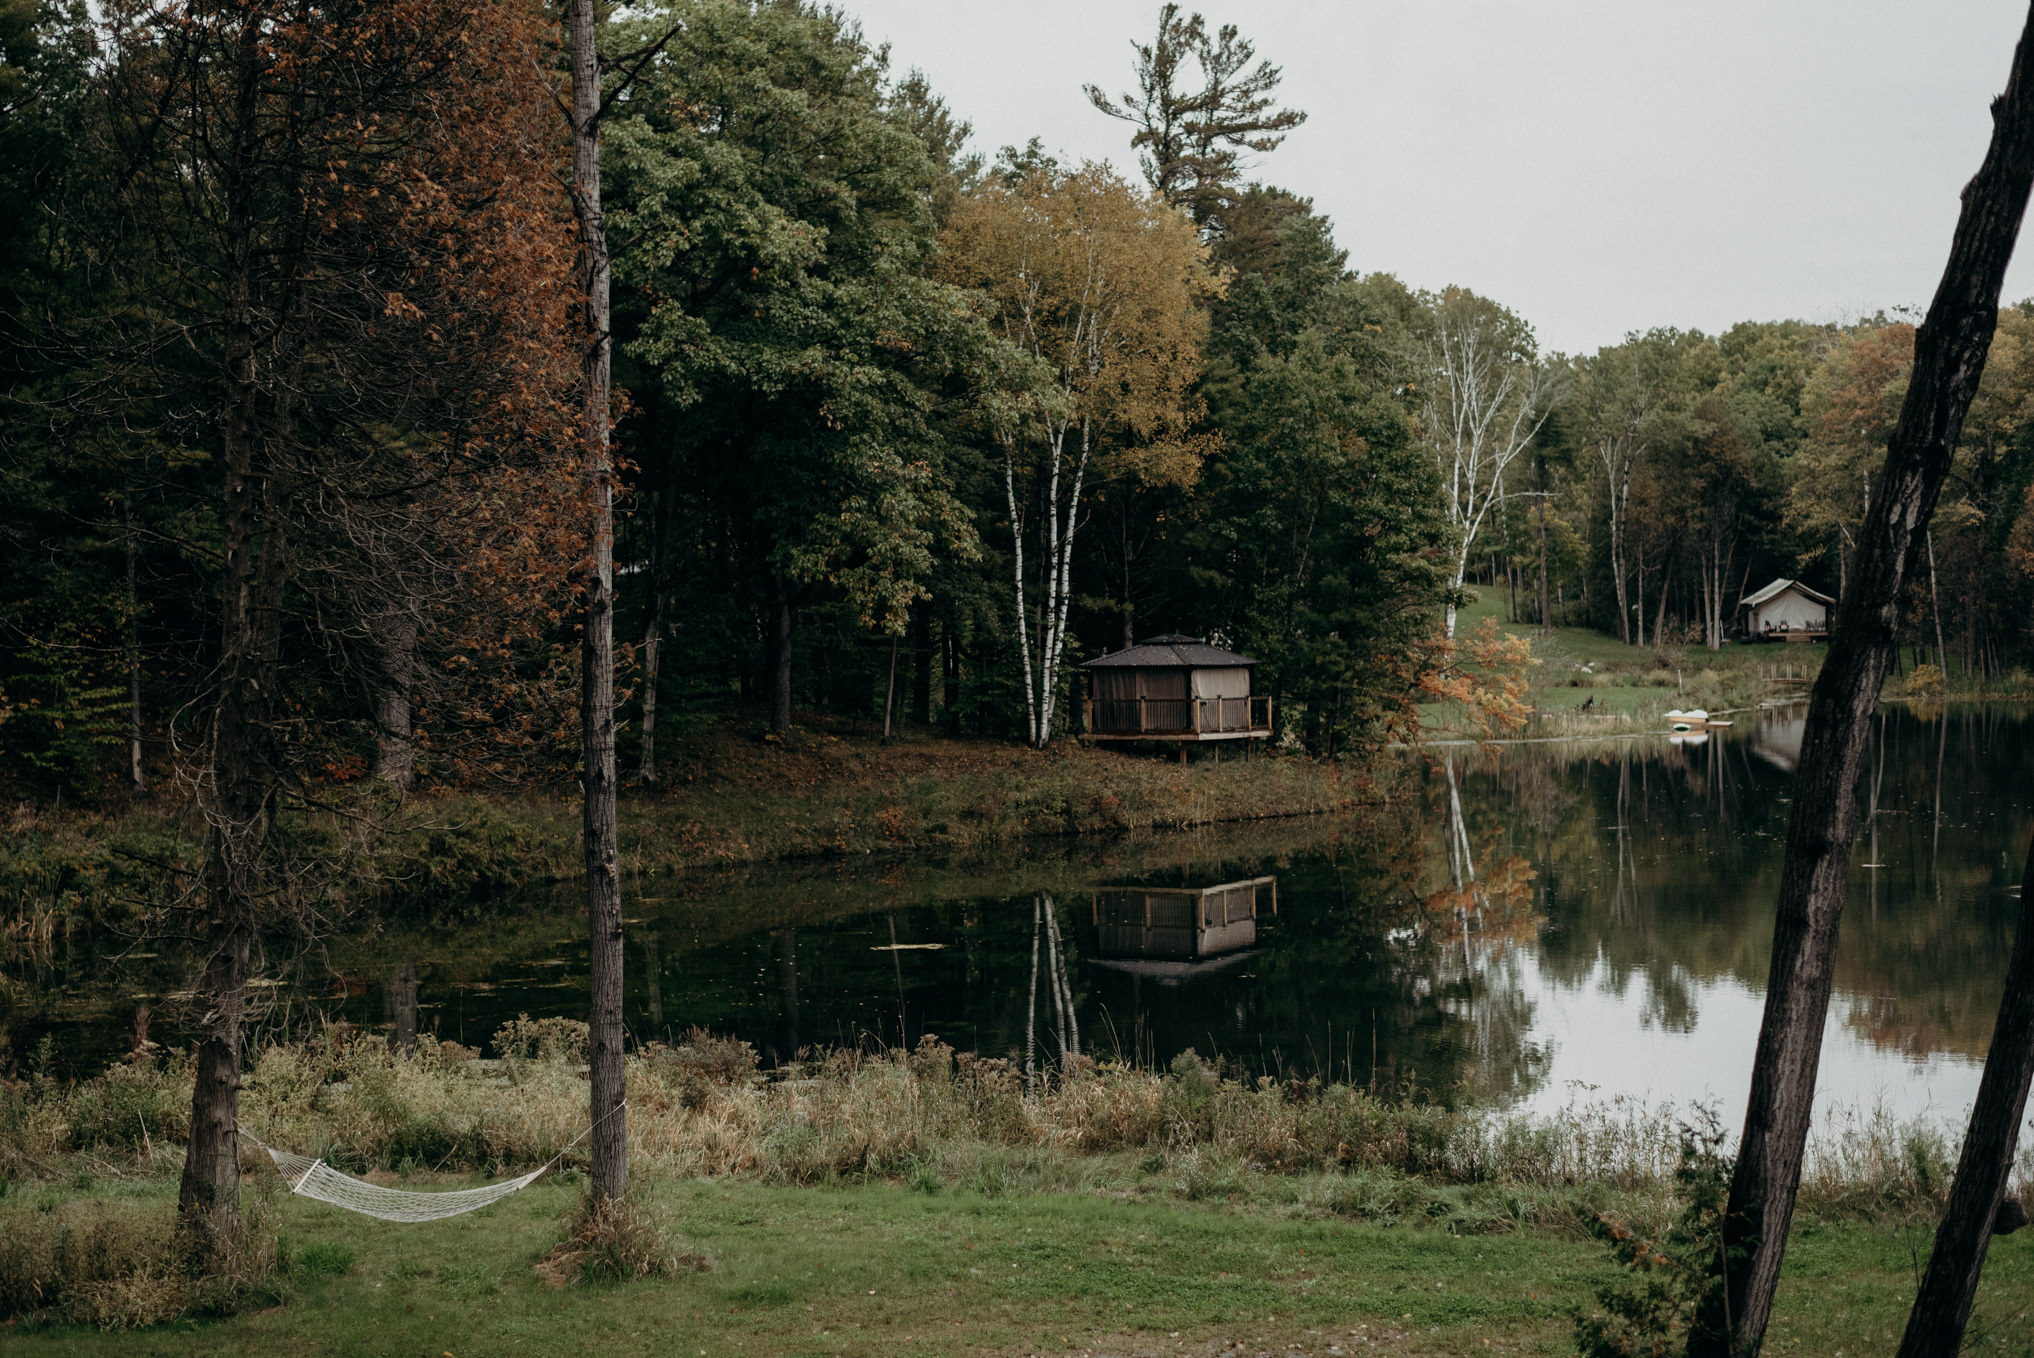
[[14, 703, 2031, 1132]]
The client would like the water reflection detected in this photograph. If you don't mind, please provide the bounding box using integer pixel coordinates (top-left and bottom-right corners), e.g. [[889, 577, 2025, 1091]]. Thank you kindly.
[[1090, 877, 1270, 975], [9, 706, 2030, 1132], [1024, 893, 1081, 1085]]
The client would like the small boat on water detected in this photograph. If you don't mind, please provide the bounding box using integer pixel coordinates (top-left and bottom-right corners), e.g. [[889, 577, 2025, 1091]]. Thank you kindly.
[[1666, 708, 1735, 732]]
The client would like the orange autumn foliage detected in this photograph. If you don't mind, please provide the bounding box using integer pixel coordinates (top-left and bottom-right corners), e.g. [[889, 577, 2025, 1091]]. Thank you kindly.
[[1417, 618, 1538, 741]]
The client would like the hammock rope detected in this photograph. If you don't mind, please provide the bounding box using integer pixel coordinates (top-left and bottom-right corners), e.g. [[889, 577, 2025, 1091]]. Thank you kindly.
[[240, 1099, 626, 1224]]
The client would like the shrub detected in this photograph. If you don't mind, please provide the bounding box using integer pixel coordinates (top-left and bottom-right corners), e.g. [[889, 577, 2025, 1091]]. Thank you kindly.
[[1574, 1112, 1738, 1358], [1903, 662, 1947, 698], [61, 1055, 190, 1151], [493, 1014, 589, 1063], [1159, 1049, 1221, 1147], [644, 1028, 758, 1108]]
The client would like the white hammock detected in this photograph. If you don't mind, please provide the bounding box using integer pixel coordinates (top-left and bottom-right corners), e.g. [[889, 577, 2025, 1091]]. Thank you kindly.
[[242, 1102, 620, 1224]]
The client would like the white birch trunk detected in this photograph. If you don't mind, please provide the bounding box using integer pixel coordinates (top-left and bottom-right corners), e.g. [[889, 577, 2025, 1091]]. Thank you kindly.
[[1424, 305, 1559, 639]]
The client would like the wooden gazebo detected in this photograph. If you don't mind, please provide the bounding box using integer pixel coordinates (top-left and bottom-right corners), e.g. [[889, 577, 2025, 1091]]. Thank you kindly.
[[1077, 635, 1271, 743]]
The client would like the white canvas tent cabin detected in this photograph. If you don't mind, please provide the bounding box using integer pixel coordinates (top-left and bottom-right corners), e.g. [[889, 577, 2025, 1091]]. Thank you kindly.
[[1740, 578, 1834, 642], [1078, 635, 1271, 742]]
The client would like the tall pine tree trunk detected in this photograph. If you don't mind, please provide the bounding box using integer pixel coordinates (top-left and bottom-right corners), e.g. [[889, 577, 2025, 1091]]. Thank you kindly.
[[180, 16, 270, 1250], [1690, 22, 2034, 1352], [569, 0, 626, 1205]]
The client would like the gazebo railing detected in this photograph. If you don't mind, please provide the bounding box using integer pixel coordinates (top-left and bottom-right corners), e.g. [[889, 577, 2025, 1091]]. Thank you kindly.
[[1083, 693, 1273, 736]]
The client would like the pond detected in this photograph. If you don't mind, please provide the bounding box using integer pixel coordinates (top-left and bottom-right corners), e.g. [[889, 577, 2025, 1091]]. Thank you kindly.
[[12, 702, 2031, 1134]]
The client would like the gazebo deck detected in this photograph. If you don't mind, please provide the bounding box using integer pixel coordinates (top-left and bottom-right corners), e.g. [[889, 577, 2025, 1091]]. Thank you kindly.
[[1080, 694, 1273, 741]]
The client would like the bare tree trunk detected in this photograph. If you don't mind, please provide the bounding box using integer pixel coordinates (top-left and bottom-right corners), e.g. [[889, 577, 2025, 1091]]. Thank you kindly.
[[569, 0, 626, 1205], [372, 613, 417, 787], [181, 449, 283, 1256], [1006, 419, 1089, 747], [124, 497, 147, 795], [1535, 491, 1552, 636], [1896, 828, 2034, 1356], [179, 911, 248, 1250], [638, 602, 663, 779], [1024, 896, 1041, 1091], [637, 478, 674, 782], [1928, 529, 1949, 674], [1652, 556, 1672, 653], [1691, 24, 2034, 1351], [1600, 431, 1638, 644], [881, 635, 898, 740], [1611, 540, 1630, 643], [1634, 559, 1646, 649], [770, 585, 794, 735]]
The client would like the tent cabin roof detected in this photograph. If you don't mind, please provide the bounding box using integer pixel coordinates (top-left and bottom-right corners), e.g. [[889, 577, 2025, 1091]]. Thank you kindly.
[[1078, 634, 1259, 669], [1739, 578, 1835, 609]]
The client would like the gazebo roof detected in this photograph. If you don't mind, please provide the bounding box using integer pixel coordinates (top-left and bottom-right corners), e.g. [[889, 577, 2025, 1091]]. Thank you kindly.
[[1740, 578, 1835, 609], [1078, 634, 1259, 669]]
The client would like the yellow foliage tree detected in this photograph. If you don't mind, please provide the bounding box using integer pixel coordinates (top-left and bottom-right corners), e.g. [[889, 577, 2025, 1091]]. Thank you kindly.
[[937, 162, 1217, 746]]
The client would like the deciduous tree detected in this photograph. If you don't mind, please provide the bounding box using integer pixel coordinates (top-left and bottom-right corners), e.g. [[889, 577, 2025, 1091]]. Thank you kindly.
[[937, 162, 1215, 747], [611, 0, 984, 741], [1418, 288, 1562, 638]]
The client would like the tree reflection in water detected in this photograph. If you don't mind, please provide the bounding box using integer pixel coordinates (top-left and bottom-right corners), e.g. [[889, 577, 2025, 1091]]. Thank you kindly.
[[1468, 704, 2032, 1069], [13, 708, 2027, 1121]]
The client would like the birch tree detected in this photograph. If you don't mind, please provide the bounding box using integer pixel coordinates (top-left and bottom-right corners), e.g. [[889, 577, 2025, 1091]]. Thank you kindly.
[[937, 163, 1213, 747], [1577, 331, 1690, 643], [1418, 288, 1561, 638]]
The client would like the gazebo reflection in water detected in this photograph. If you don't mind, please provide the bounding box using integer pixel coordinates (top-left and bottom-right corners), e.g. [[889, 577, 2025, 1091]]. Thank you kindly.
[[1088, 876, 1277, 984]]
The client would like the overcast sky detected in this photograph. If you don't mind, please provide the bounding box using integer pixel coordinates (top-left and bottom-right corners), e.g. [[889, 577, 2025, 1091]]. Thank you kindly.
[[842, 0, 2034, 356]]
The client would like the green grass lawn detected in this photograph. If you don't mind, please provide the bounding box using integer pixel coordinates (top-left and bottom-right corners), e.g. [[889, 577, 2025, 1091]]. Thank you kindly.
[[10, 1174, 2031, 1357], [1452, 593, 1814, 680], [1418, 593, 1819, 739]]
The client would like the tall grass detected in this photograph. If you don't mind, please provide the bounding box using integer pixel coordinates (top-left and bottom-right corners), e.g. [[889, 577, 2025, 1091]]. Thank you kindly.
[[0, 1186, 287, 1330], [5, 1031, 1995, 1223], [9, 1031, 2022, 1330]]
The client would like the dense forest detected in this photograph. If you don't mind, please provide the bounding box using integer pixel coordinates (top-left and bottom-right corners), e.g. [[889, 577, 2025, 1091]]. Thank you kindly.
[[7, 0, 2034, 802]]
